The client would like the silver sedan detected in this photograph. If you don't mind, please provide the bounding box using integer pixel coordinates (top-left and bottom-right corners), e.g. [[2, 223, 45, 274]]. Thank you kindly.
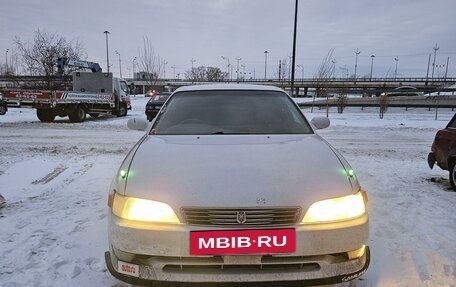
[[105, 84, 370, 286]]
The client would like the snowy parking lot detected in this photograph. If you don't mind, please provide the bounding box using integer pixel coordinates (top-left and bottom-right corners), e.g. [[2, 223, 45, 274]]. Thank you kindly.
[[0, 96, 455, 287]]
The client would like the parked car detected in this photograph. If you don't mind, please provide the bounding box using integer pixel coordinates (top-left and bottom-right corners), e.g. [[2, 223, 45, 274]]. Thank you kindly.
[[428, 113, 456, 191], [145, 89, 157, 97], [106, 84, 370, 286], [0, 93, 7, 115], [145, 92, 172, 121]]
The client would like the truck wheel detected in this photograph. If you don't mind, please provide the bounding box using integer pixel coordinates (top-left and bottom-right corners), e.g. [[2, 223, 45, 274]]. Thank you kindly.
[[36, 109, 55, 122], [117, 104, 127, 117], [450, 161, 456, 192], [69, 106, 86, 123], [0, 105, 7, 115]]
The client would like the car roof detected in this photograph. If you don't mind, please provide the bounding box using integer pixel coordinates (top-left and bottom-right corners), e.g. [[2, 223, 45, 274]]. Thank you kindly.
[[173, 84, 286, 93]]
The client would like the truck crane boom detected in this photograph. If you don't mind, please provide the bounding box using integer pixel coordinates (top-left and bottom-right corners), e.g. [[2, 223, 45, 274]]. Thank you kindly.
[[57, 57, 102, 74]]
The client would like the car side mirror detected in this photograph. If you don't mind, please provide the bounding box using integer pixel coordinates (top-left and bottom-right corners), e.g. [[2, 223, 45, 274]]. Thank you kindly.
[[310, 116, 330, 130], [127, 118, 149, 131]]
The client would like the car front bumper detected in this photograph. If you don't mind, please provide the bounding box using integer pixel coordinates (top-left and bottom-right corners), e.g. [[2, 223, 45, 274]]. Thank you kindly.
[[106, 213, 369, 285]]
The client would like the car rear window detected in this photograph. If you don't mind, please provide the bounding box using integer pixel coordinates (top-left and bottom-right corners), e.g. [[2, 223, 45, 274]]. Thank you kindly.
[[151, 90, 313, 135]]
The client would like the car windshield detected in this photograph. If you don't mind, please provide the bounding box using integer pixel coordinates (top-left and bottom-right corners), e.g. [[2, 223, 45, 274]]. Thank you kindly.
[[151, 90, 313, 135]]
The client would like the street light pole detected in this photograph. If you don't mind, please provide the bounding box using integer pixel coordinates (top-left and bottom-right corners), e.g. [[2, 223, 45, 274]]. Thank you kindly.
[[370, 55, 375, 80], [235, 57, 242, 81], [431, 44, 439, 79], [264, 51, 268, 80], [354, 48, 361, 81], [394, 57, 399, 79], [163, 61, 168, 79], [290, 0, 299, 97], [132, 57, 137, 79], [221, 56, 230, 81], [115, 50, 122, 78], [104, 31, 110, 73], [5, 49, 9, 74], [171, 65, 176, 79]]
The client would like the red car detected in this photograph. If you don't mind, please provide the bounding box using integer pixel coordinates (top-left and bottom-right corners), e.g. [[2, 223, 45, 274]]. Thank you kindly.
[[428, 113, 456, 191]]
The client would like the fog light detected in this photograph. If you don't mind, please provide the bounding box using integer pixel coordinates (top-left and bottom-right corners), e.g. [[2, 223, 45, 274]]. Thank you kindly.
[[347, 245, 365, 260]]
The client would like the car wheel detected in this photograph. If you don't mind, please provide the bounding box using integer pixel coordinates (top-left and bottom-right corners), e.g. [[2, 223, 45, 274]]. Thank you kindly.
[[450, 160, 456, 192]]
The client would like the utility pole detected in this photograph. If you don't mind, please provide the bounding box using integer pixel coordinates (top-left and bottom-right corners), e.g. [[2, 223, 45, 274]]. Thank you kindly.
[[241, 64, 246, 80], [354, 48, 361, 81], [444, 57, 450, 79], [432, 44, 439, 79], [103, 31, 110, 73]]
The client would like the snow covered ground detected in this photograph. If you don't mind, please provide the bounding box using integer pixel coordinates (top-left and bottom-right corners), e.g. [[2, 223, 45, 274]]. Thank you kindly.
[[0, 95, 455, 287]]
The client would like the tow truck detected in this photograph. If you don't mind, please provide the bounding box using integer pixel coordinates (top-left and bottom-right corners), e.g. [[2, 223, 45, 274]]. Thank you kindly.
[[0, 58, 131, 122]]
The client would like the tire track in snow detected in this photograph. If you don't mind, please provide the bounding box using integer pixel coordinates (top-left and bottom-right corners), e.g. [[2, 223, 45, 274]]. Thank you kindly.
[[32, 165, 68, 185]]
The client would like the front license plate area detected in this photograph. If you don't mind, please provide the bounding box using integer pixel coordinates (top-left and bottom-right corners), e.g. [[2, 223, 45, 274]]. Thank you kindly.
[[190, 228, 295, 255]]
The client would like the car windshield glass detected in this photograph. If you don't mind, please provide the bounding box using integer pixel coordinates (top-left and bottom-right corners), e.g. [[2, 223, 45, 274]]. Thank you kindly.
[[152, 90, 313, 135]]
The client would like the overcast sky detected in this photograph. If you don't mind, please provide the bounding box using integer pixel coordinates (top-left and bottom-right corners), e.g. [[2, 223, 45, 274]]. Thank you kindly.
[[1, 0, 455, 79]]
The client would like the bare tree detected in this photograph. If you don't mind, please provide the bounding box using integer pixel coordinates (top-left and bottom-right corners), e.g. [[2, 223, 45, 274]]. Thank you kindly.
[[336, 87, 348, 114], [138, 37, 162, 89], [378, 94, 389, 119], [15, 29, 86, 89], [274, 56, 289, 83], [185, 66, 226, 81], [311, 49, 335, 115], [206, 67, 225, 81], [185, 66, 206, 82]]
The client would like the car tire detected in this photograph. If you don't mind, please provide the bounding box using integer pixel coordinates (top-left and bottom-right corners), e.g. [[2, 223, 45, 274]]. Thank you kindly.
[[449, 160, 456, 192]]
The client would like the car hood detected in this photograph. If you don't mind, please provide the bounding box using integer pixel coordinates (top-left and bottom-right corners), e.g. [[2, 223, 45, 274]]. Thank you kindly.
[[123, 135, 357, 211]]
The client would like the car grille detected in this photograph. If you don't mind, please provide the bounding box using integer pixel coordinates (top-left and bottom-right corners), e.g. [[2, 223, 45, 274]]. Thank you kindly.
[[181, 207, 301, 227]]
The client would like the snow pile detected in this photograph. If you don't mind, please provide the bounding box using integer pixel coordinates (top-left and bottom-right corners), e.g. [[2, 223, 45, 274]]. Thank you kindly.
[[0, 96, 455, 286]]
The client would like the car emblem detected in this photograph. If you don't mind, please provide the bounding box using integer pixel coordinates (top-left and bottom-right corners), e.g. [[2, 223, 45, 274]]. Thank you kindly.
[[236, 211, 247, 224]]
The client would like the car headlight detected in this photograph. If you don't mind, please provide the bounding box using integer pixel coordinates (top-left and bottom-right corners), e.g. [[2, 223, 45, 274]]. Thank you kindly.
[[302, 191, 366, 224], [111, 192, 180, 223]]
